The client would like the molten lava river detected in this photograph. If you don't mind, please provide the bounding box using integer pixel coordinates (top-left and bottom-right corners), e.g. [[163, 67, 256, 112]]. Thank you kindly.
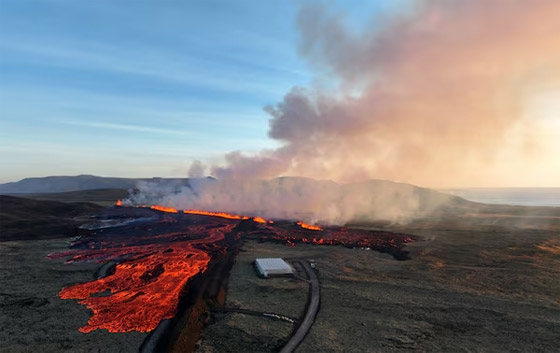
[[50, 205, 414, 334]]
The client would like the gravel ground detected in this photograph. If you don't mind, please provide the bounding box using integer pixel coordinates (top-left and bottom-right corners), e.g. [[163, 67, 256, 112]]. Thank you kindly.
[[198, 223, 560, 352], [0, 239, 146, 353], [195, 241, 309, 353], [1, 197, 558, 353]]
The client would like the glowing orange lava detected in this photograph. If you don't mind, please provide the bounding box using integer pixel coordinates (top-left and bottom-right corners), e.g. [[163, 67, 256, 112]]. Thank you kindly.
[[52, 206, 415, 334], [252, 216, 268, 224], [150, 205, 179, 213], [146, 204, 272, 223], [52, 223, 233, 333], [115, 200, 122, 206], [297, 221, 323, 231], [183, 209, 250, 220]]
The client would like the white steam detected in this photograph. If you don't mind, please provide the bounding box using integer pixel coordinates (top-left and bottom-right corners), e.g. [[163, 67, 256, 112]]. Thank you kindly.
[[126, 177, 457, 225], [129, 1, 560, 223], [210, 0, 560, 188]]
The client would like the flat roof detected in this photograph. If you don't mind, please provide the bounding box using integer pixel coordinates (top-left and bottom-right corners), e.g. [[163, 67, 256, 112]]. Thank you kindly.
[[255, 258, 292, 271], [255, 258, 293, 277]]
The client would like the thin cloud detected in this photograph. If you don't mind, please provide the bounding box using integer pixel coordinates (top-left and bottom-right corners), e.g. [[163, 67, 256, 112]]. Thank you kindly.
[[0, 39, 293, 98], [56, 120, 193, 136]]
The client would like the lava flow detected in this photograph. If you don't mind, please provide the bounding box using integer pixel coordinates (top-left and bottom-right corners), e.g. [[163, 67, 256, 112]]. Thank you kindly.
[[183, 209, 248, 220], [150, 205, 179, 213], [297, 221, 323, 231], [51, 205, 415, 334], [50, 213, 236, 333]]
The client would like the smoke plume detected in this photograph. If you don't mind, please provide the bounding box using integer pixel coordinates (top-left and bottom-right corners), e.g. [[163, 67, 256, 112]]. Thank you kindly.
[[130, 1, 560, 224], [127, 177, 457, 224], [211, 0, 560, 188]]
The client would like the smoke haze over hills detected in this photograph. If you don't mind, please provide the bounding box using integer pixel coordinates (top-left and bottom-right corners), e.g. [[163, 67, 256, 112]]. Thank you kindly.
[[126, 177, 463, 225], [205, 0, 560, 188]]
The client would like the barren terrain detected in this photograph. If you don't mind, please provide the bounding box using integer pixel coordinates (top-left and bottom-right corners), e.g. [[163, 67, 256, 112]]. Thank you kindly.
[[0, 191, 559, 352], [197, 230, 560, 352]]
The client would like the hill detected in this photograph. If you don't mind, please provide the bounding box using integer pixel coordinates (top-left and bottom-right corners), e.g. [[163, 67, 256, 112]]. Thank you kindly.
[[0, 175, 191, 194], [10, 188, 130, 206], [0, 195, 103, 241]]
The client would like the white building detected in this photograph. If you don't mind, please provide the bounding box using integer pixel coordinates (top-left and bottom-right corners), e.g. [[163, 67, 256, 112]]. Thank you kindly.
[[255, 258, 294, 278]]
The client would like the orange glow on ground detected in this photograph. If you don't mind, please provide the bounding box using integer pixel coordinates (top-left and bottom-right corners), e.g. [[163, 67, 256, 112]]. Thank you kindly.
[[252, 216, 268, 223], [297, 221, 323, 231], [149, 205, 272, 223], [51, 223, 233, 333], [183, 209, 249, 220], [115, 200, 122, 206], [150, 205, 179, 213], [52, 206, 415, 334]]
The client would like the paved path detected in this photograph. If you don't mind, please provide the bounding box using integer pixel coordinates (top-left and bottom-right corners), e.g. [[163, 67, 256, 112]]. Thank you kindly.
[[280, 261, 320, 353]]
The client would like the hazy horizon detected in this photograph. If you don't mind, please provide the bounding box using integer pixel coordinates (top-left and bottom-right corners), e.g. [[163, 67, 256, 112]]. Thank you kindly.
[[1, 173, 560, 190]]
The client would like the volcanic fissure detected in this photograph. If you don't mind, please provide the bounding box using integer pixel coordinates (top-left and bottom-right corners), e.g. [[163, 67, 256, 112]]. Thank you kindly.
[[49, 204, 416, 350]]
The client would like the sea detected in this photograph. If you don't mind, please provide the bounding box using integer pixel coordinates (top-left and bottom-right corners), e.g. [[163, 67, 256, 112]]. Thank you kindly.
[[441, 188, 560, 207]]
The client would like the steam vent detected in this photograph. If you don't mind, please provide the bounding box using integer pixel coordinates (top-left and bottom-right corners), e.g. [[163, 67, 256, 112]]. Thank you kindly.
[[254, 258, 294, 278]]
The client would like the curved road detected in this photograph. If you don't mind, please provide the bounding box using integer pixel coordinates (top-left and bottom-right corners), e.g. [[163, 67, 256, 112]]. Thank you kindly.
[[280, 261, 320, 353]]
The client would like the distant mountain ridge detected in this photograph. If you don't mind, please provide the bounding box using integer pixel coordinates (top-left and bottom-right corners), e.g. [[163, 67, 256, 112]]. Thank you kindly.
[[0, 175, 192, 194]]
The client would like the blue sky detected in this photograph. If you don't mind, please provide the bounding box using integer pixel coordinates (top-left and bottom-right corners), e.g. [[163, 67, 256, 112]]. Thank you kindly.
[[0, 0, 403, 182]]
